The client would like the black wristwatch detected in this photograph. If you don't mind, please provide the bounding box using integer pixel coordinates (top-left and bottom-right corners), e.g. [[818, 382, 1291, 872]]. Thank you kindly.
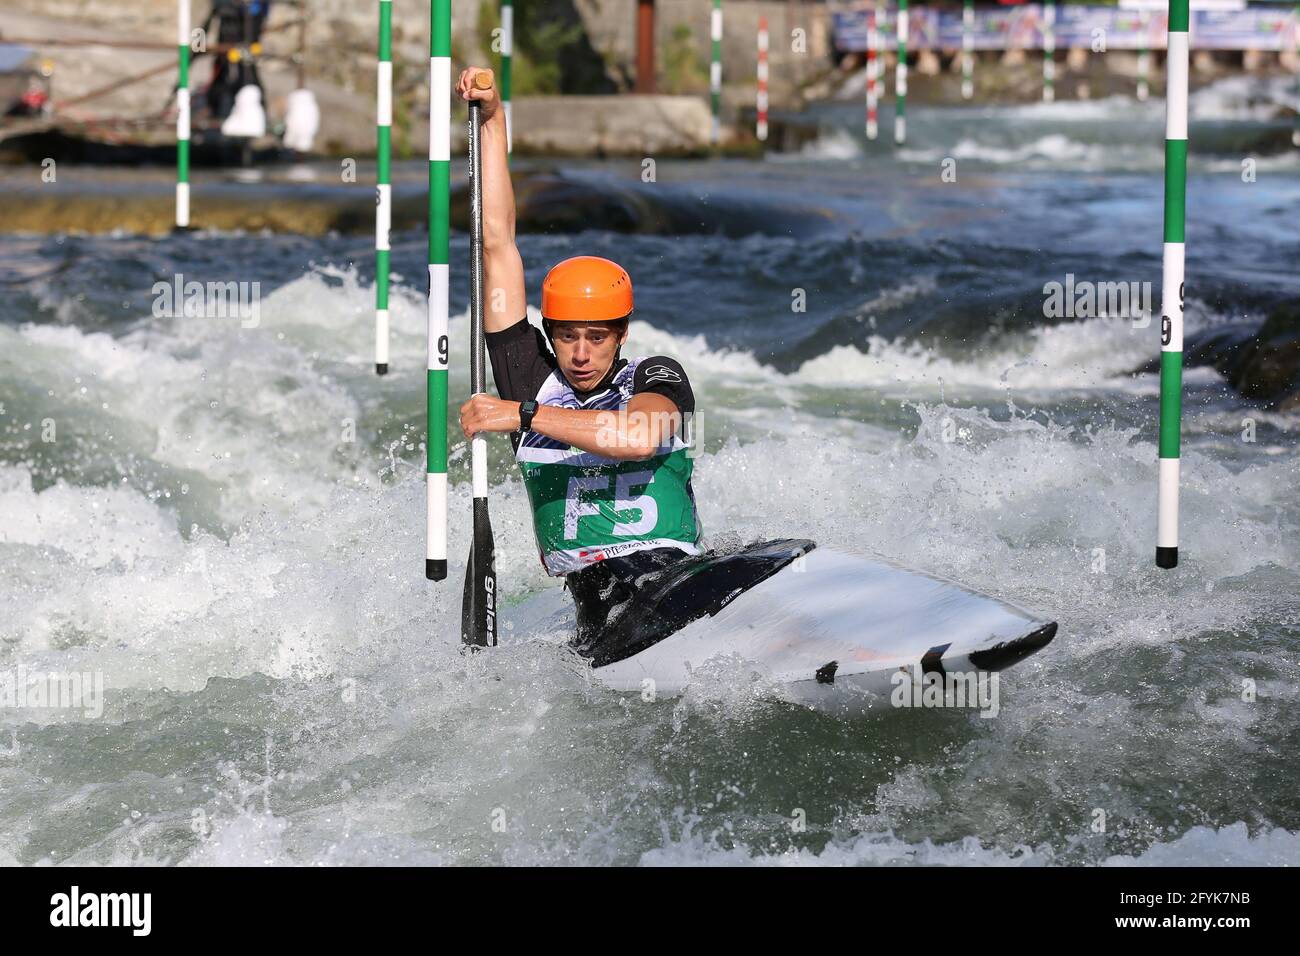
[[518, 400, 539, 432]]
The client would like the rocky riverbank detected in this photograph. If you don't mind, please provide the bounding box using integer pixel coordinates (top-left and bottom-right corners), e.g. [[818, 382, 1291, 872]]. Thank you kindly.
[[0, 161, 836, 237], [1187, 305, 1300, 412], [1128, 303, 1300, 413]]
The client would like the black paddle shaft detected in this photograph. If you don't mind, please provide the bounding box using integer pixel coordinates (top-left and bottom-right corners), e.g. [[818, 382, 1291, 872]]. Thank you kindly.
[[461, 89, 498, 648], [467, 99, 486, 398]]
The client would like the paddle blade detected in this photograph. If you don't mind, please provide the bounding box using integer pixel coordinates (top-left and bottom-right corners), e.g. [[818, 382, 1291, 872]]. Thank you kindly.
[[460, 498, 497, 647]]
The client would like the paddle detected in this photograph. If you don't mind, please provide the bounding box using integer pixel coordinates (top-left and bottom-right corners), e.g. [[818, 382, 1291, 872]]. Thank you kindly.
[[461, 71, 498, 647]]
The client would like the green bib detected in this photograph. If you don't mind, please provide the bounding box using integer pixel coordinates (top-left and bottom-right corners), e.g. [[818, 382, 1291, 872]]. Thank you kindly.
[[516, 360, 703, 575]]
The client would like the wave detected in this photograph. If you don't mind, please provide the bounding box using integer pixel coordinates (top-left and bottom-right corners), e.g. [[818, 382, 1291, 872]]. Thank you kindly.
[[636, 283, 1238, 397], [3, 260, 1297, 865], [641, 821, 1300, 867], [3, 353, 1294, 693], [1188, 74, 1300, 122], [898, 133, 1131, 168], [813, 74, 1300, 171], [792, 314, 1174, 393]]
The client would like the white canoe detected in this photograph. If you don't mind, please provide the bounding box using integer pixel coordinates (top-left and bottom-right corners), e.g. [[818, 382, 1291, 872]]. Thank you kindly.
[[584, 540, 1057, 715]]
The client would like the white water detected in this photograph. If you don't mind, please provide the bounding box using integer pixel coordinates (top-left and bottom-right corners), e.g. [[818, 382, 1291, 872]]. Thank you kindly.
[[8, 42, 1300, 855], [2, 261, 1297, 864], [823, 75, 1300, 171]]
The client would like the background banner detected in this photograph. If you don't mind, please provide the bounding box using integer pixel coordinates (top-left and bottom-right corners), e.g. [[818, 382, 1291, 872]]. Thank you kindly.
[[832, 6, 1299, 52]]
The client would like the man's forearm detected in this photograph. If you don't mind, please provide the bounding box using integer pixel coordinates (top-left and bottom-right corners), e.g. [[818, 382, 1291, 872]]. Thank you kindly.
[[529, 398, 683, 461], [531, 406, 646, 461], [481, 109, 513, 250], [479, 105, 526, 332], [459, 394, 681, 459]]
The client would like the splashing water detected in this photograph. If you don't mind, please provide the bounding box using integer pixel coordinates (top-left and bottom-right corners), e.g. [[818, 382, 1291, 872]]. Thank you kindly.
[[1, 141, 1297, 866]]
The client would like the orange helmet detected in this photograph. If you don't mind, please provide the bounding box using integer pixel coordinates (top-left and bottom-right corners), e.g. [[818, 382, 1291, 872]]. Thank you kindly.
[[540, 256, 633, 322]]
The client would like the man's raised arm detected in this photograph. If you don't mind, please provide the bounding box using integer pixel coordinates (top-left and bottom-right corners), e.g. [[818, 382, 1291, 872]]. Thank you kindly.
[[456, 67, 526, 333]]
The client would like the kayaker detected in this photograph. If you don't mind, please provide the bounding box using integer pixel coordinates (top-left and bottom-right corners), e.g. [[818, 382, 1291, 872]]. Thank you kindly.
[[453, 67, 704, 649], [201, 0, 271, 121]]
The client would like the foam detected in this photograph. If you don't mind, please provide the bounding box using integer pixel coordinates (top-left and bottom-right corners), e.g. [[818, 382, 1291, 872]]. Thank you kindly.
[[2, 259, 1297, 866], [640, 822, 1300, 867]]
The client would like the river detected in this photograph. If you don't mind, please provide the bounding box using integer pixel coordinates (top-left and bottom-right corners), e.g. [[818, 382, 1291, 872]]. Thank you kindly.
[[1, 75, 1297, 865]]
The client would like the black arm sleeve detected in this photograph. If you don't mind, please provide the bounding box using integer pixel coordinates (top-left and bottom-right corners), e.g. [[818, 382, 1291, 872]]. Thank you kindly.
[[632, 356, 694, 415], [486, 317, 557, 404]]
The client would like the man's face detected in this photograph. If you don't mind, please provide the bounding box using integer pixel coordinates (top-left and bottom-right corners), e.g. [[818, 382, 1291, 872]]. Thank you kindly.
[[550, 322, 628, 391]]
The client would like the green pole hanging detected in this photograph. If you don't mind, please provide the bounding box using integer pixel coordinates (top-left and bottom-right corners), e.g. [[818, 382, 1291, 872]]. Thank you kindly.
[[1157, 0, 1190, 569], [426, 0, 451, 581]]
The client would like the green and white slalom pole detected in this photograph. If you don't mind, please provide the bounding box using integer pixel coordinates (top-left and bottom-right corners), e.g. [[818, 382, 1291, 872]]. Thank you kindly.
[[1137, 11, 1150, 103], [176, 0, 191, 229], [500, 0, 513, 152], [375, 0, 393, 375], [427, 0, 450, 582], [1043, 0, 1056, 104], [896, 0, 907, 145], [1157, 0, 1189, 570], [462, 71, 497, 648], [962, 0, 974, 101], [711, 0, 723, 145]]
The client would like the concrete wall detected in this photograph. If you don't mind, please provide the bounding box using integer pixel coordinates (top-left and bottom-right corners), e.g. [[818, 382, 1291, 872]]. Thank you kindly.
[[0, 0, 485, 155], [575, 0, 832, 107], [2, 0, 828, 154], [514, 93, 713, 154]]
